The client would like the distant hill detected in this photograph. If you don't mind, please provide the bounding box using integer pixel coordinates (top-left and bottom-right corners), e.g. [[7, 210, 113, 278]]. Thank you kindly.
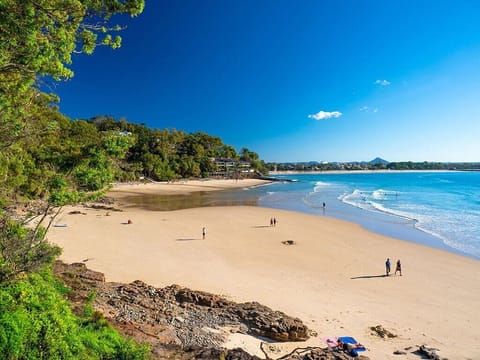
[[369, 157, 389, 165]]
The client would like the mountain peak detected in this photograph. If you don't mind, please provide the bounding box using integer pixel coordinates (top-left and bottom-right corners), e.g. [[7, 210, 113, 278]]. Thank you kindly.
[[369, 157, 389, 165]]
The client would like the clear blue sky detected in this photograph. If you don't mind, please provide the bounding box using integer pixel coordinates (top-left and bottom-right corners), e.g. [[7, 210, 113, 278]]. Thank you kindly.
[[55, 0, 480, 163]]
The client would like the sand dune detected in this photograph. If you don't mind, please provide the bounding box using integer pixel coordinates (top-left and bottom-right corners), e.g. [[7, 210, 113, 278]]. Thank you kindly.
[[47, 180, 480, 359]]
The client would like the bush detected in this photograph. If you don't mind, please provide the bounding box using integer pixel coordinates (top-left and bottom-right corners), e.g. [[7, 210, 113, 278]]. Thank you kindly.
[[0, 215, 61, 283], [0, 270, 150, 359]]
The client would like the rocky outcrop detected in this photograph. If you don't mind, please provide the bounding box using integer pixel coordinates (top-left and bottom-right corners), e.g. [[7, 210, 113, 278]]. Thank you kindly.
[[369, 324, 397, 339], [414, 345, 442, 360], [54, 262, 367, 359], [278, 348, 370, 360], [174, 287, 309, 342]]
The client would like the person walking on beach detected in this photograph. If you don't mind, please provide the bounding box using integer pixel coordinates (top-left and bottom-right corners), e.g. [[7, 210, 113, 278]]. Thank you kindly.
[[202, 227, 206, 240], [270, 218, 274, 227], [273, 217, 277, 227], [385, 258, 391, 276], [395, 259, 402, 276]]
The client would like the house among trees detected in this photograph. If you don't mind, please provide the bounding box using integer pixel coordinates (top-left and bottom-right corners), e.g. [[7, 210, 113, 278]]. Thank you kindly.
[[211, 158, 253, 178]]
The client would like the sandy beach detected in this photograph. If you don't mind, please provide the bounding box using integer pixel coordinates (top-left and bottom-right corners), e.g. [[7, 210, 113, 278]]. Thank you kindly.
[[48, 180, 480, 359], [108, 178, 270, 196]]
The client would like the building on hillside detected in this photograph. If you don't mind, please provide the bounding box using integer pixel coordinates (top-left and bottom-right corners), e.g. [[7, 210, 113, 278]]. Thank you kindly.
[[210, 158, 253, 178]]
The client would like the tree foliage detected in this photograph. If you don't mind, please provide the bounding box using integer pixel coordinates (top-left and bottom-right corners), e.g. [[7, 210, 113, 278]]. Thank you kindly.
[[0, 1, 266, 355], [89, 116, 267, 181], [0, 1, 151, 357], [0, 0, 145, 188], [0, 0, 145, 285], [0, 212, 61, 283], [0, 0, 266, 286], [0, 0, 144, 99], [0, 270, 149, 359]]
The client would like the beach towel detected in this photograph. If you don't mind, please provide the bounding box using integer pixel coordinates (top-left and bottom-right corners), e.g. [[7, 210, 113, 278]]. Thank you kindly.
[[322, 336, 338, 348], [338, 336, 366, 357]]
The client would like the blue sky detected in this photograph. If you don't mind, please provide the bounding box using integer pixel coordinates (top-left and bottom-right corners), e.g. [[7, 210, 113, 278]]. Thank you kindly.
[[55, 0, 480, 163]]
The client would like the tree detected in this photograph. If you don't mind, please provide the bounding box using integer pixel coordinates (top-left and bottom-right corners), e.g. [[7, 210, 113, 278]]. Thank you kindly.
[[0, 0, 144, 157], [239, 147, 259, 163], [0, 0, 145, 282], [0, 2, 150, 356], [0, 0, 144, 98], [215, 144, 238, 160], [0, 211, 61, 282]]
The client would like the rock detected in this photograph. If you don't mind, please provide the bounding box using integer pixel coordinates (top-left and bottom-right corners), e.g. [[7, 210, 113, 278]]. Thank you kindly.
[[89, 203, 122, 211], [275, 347, 369, 359], [234, 302, 309, 341], [54, 262, 370, 359], [186, 347, 262, 360], [56, 262, 105, 284], [369, 324, 397, 338], [95, 197, 116, 205], [414, 345, 442, 360], [174, 288, 309, 341], [53, 262, 320, 359]]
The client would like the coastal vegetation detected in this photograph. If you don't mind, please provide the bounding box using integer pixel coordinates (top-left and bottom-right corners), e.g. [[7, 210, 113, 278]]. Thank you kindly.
[[87, 115, 268, 181], [0, 270, 149, 359]]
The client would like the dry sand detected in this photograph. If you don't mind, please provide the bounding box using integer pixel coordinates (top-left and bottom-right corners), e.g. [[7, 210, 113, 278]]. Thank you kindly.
[[108, 178, 269, 196], [47, 180, 480, 359]]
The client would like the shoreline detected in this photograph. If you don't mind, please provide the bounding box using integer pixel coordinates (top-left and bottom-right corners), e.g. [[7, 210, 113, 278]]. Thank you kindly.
[[260, 187, 477, 261], [268, 169, 459, 175], [110, 178, 478, 260], [262, 171, 480, 261], [108, 178, 271, 197], [47, 180, 480, 359]]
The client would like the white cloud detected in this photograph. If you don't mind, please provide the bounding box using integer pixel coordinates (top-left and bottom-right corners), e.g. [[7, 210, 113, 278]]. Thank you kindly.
[[308, 110, 342, 121], [360, 106, 379, 113], [375, 79, 391, 86]]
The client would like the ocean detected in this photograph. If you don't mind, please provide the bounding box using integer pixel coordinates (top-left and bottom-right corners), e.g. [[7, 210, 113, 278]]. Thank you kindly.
[[252, 171, 480, 260], [121, 171, 480, 260]]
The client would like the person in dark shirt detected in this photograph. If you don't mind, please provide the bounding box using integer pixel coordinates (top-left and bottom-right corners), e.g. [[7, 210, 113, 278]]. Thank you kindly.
[[395, 259, 402, 276]]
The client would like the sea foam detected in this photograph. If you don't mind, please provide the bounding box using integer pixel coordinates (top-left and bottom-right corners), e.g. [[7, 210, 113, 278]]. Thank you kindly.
[[259, 172, 480, 259]]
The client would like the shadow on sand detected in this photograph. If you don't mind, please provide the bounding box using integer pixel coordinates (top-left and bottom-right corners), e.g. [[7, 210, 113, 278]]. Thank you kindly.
[[252, 225, 271, 228], [350, 274, 388, 279], [176, 238, 202, 241]]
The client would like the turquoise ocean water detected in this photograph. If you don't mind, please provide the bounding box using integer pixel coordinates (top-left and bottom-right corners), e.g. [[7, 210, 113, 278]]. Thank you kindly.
[[249, 171, 480, 260]]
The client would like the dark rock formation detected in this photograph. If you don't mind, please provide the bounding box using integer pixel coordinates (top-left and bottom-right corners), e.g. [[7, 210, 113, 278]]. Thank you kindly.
[[54, 261, 367, 359], [414, 345, 442, 360], [183, 347, 263, 360], [287, 349, 369, 359], [174, 287, 309, 342], [369, 324, 397, 338]]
